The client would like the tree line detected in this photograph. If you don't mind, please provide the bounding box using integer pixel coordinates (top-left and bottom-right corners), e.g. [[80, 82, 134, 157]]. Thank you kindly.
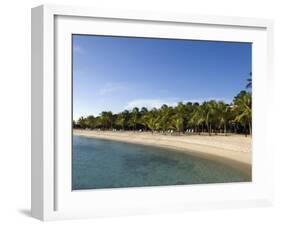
[[73, 90, 252, 136]]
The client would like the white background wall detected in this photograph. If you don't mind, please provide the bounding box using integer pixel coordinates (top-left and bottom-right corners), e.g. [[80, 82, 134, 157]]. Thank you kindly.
[[0, 0, 280, 225]]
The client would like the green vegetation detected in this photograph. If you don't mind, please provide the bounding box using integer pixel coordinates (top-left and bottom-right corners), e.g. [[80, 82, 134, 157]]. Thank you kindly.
[[73, 90, 252, 136], [246, 72, 252, 89]]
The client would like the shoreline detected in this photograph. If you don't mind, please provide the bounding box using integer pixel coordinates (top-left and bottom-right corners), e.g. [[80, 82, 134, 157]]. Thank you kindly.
[[73, 129, 252, 177]]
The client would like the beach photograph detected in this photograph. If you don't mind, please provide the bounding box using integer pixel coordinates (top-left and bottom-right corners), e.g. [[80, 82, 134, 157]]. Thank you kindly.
[[72, 34, 252, 190]]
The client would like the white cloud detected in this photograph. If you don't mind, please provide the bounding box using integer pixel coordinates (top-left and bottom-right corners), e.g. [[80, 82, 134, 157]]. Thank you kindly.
[[125, 98, 178, 110], [73, 45, 84, 54], [99, 82, 127, 96], [188, 97, 232, 104], [125, 97, 232, 110]]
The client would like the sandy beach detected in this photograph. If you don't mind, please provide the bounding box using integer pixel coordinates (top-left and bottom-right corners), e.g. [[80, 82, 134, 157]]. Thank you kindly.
[[73, 129, 252, 176]]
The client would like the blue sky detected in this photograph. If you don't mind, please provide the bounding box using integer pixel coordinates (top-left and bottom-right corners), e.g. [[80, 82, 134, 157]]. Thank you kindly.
[[73, 35, 251, 119]]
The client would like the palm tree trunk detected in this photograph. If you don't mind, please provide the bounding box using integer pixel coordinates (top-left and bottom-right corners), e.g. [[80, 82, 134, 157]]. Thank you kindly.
[[224, 124, 227, 136], [249, 121, 252, 136]]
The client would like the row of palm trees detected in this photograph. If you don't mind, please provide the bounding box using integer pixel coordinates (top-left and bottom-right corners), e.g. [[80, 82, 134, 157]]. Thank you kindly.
[[73, 90, 252, 136]]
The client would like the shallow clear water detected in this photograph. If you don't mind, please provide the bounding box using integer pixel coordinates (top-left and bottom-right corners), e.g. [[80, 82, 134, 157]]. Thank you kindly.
[[72, 135, 250, 190]]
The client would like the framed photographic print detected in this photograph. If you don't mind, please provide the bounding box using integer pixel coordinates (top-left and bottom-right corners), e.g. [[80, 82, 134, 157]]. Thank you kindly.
[[31, 4, 274, 221]]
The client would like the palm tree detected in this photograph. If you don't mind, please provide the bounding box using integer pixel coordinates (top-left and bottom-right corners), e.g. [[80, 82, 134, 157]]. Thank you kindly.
[[115, 114, 125, 130], [77, 116, 87, 129], [171, 116, 184, 134], [129, 107, 140, 131], [140, 107, 148, 114], [233, 91, 252, 136], [157, 105, 173, 133], [216, 101, 229, 135], [115, 110, 129, 130], [85, 115, 95, 129], [246, 72, 252, 89], [190, 104, 205, 134], [94, 116, 102, 128], [174, 102, 186, 133], [141, 112, 159, 133], [201, 101, 217, 136], [100, 111, 113, 129], [75, 90, 251, 137]]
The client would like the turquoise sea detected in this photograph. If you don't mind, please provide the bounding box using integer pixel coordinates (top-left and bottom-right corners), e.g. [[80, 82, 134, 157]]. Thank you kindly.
[[72, 135, 250, 190]]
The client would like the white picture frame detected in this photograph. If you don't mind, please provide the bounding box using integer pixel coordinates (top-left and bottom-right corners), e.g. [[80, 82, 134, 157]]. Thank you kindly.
[[31, 4, 274, 221]]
